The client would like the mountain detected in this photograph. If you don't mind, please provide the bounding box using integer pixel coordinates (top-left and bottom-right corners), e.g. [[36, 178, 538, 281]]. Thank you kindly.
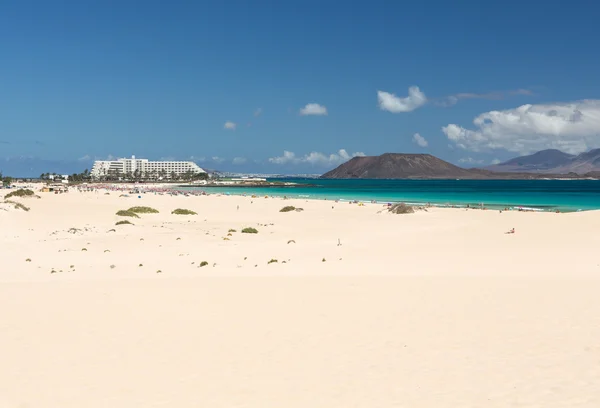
[[485, 148, 600, 174], [320, 153, 599, 179], [321, 153, 478, 179]]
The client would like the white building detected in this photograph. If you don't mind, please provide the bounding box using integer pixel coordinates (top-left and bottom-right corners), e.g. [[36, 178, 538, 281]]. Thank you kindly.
[[90, 156, 206, 180]]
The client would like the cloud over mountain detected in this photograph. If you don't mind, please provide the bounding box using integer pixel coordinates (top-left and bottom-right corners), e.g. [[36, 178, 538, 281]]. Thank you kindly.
[[377, 86, 427, 113], [443, 100, 600, 154], [269, 149, 365, 166], [412, 133, 428, 147]]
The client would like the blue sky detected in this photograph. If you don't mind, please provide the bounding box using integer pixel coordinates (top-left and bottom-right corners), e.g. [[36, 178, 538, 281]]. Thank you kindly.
[[2, 0, 600, 176]]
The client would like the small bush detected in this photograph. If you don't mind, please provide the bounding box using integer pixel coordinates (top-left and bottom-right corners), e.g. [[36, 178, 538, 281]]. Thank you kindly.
[[116, 220, 133, 226], [388, 203, 415, 214], [5, 189, 34, 199], [25, 258, 32, 262], [280, 206, 296, 212], [116, 210, 139, 218], [172, 208, 197, 215], [200, 261, 208, 267], [128, 206, 159, 214], [268, 259, 278, 264], [242, 227, 258, 234], [81, 248, 88, 251], [228, 229, 237, 233]]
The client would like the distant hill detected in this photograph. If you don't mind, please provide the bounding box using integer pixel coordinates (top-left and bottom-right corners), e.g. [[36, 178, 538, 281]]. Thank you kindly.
[[320, 153, 599, 180], [321, 153, 477, 179], [485, 148, 600, 174]]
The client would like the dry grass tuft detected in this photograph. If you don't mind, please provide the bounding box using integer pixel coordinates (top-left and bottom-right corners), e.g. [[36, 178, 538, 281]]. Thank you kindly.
[[116, 210, 139, 218], [172, 208, 197, 215], [128, 206, 159, 214]]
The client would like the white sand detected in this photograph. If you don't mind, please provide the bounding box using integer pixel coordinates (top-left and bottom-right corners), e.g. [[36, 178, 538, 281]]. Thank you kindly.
[[1, 185, 600, 407]]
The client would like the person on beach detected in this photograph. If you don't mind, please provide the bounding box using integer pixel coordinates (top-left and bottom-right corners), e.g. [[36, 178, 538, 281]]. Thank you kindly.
[[506, 228, 515, 234]]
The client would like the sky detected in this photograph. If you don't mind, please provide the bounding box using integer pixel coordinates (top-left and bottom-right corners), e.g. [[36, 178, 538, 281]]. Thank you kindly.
[[1, 0, 600, 176]]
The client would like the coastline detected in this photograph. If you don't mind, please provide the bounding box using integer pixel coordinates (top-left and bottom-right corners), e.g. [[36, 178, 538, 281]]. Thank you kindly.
[[176, 178, 600, 212]]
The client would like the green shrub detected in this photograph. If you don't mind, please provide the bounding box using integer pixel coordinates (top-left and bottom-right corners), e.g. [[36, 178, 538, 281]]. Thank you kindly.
[[228, 229, 237, 233], [280, 206, 296, 212], [116, 210, 139, 218], [128, 206, 159, 214], [116, 220, 133, 226], [242, 227, 258, 234], [268, 259, 278, 264], [5, 189, 34, 199], [200, 261, 208, 267], [171, 208, 197, 215]]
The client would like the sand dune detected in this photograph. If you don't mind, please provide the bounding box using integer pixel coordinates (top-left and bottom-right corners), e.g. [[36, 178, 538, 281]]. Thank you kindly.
[[1, 185, 599, 407]]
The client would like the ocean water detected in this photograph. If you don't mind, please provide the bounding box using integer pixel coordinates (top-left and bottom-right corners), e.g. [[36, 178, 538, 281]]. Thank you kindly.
[[183, 179, 600, 212]]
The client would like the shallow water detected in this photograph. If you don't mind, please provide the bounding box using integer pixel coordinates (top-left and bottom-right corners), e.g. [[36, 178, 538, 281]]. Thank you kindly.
[[182, 179, 600, 212]]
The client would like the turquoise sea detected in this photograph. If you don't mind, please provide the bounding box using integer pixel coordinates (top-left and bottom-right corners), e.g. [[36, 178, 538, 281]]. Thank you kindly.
[[184, 179, 600, 212]]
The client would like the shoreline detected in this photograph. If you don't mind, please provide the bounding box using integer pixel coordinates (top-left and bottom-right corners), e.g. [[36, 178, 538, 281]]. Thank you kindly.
[[4, 180, 597, 211]]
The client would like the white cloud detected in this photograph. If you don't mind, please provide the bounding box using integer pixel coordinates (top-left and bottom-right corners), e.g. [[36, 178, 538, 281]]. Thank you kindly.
[[377, 86, 427, 113], [299, 103, 328, 116], [232, 157, 247, 165], [224, 121, 237, 130], [412, 133, 428, 147], [254, 108, 263, 117], [189, 156, 206, 162], [269, 149, 365, 166], [458, 157, 484, 165], [443, 100, 600, 154], [212, 156, 225, 163], [78, 155, 91, 161], [438, 89, 533, 107], [491, 158, 502, 165]]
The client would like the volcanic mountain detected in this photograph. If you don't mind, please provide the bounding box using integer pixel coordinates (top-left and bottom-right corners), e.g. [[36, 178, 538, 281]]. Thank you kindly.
[[321, 153, 481, 179], [320, 153, 599, 179], [485, 148, 600, 174]]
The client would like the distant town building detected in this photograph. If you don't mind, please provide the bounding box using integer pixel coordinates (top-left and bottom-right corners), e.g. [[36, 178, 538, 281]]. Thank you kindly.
[[90, 155, 205, 180], [47, 174, 70, 183]]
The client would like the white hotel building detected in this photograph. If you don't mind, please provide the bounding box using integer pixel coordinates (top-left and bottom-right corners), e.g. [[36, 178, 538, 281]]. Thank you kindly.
[[90, 156, 206, 180]]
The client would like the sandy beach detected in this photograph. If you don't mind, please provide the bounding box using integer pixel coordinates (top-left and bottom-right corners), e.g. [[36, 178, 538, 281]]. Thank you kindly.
[[1, 184, 600, 407]]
